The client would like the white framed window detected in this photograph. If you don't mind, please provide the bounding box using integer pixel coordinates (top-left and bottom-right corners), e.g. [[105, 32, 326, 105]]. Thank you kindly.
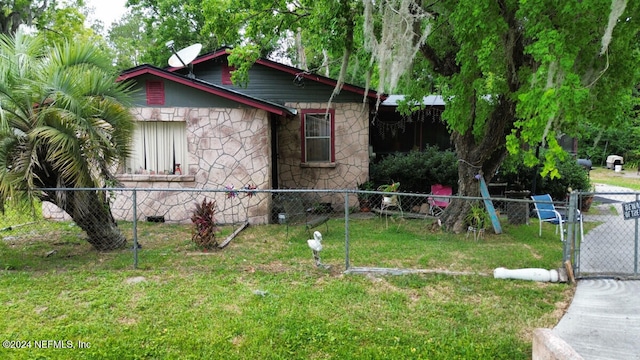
[[300, 109, 335, 163], [126, 121, 186, 175]]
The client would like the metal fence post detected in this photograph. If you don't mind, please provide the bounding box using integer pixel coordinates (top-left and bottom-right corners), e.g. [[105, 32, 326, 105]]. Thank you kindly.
[[344, 191, 350, 271], [566, 192, 577, 264], [633, 193, 638, 276], [133, 189, 138, 269]]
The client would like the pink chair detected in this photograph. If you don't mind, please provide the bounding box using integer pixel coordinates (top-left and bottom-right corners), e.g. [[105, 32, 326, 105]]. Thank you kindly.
[[428, 184, 452, 216]]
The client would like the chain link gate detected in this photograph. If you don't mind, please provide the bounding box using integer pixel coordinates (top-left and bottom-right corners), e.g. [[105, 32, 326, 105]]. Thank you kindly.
[[569, 191, 640, 279]]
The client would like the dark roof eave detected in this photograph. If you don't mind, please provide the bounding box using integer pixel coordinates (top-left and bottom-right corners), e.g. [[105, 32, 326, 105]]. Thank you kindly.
[[254, 59, 383, 101], [117, 66, 296, 117], [166, 48, 385, 101]]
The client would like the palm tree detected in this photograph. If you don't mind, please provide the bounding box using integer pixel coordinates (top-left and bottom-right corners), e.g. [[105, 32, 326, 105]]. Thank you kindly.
[[0, 30, 135, 251]]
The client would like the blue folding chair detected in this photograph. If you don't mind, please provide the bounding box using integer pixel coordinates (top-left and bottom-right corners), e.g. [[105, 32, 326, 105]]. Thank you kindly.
[[531, 194, 583, 242]]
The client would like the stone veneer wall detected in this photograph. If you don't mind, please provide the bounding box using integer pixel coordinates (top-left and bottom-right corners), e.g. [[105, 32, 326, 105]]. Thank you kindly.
[[43, 106, 272, 225], [278, 102, 370, 208]]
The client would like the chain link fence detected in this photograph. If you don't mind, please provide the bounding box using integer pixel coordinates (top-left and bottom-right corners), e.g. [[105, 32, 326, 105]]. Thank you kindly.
[[572, 190, 640, 279], [2, 187, 636, 278]]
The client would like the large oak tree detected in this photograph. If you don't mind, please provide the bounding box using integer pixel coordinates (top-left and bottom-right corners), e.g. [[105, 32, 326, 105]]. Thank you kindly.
[[124, 0, 222, 66], [133, 0, 640, 232], [411, 1, 640, 231], [0, 0, 53, 35]]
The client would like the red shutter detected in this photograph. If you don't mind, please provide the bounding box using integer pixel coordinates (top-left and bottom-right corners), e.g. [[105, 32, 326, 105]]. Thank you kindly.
[[222, 62, 235, 85], [146, 81, 165, 105]]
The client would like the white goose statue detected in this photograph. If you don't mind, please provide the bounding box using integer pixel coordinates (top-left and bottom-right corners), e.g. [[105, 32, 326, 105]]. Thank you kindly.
[[307, 231, 324, 267], [307, 231, 323, 251]]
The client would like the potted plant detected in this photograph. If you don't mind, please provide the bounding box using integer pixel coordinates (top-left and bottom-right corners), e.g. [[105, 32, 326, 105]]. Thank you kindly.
[[465, 201, 490, 240], [357, 181, 375, 212], [378, 181, 400, 208], [378, 181, 400, 193], [579, 185, 595, 213], [465, 202, 490, 230]]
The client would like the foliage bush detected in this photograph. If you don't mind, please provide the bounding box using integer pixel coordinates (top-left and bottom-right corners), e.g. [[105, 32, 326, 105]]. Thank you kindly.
[[370, 147, 458, 193], [190, 198, 219, 250], [495, 151, 592, 201], [577, 121, 640, 168]]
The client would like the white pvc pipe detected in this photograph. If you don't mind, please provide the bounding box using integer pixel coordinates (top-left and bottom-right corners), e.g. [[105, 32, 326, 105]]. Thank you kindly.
[[493, 267, 559, 282]]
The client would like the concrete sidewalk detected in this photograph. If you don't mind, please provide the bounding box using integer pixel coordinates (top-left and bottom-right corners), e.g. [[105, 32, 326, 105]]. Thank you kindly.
[[552, 279, 640, 359], [535, 183, 640, 359]]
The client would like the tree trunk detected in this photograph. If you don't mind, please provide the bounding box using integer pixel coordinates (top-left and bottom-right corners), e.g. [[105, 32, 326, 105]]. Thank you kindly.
[[439, 99, 514, 233], [423, 4, 524, 234], [50, 190, 128, 251]]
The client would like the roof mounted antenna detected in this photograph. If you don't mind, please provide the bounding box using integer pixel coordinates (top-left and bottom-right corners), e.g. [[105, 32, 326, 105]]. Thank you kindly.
[[166, 40, 202, 79]]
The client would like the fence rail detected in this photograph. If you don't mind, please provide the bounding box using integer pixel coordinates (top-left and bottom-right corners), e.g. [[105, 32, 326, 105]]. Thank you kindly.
[[1, 187, 637, 279]]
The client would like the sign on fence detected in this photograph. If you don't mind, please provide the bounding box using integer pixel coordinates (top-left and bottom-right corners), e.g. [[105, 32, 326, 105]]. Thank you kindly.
[[622, 201, 640, 220]]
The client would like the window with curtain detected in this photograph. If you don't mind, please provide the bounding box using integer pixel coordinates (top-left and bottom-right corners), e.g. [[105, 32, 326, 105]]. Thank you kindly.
[[126, 121, 186, 174], [301, 109, 335, 163]]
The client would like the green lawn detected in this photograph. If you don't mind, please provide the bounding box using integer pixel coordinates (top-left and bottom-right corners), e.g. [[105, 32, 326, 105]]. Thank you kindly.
[[590, 167, 640, 190], [0, 214, 573, 359]]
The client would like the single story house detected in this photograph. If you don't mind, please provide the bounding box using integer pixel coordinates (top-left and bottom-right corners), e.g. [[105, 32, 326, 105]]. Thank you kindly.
[[43, 48, 384, 224], [41, 49, 580, 224]]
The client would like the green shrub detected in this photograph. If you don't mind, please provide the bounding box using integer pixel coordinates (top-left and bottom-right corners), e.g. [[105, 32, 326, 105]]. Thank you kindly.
[[370, 147, 458, 193], [495, 151, 591, 201], [538, 158, 592, 199], [577, 122, 640, 167]]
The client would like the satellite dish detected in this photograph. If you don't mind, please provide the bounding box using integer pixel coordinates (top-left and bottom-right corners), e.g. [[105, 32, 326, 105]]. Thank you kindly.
[[166, 41, 202, 78]]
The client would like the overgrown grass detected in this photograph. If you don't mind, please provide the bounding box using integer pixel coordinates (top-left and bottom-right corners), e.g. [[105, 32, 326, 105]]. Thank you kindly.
[[0, 213, 574, 359], [590, 167, 640, 190]]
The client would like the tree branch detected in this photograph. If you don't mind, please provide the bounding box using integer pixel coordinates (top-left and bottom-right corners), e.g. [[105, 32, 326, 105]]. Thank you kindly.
[[419, 43, 459, 76]]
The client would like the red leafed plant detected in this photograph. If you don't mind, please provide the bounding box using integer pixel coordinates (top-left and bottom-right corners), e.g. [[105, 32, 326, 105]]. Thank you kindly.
[[190, 198, 219, 250]]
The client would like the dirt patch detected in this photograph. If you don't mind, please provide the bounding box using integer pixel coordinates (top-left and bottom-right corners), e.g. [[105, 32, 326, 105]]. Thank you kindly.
[[222, 303, 242, 315], [522, 244, 542, 259], [185, 251, 221, 256], [258, 260, 292, 273], [549, 285, 576, 322], [518, 284, 576, 342], [230, 335, 245, 347], [118, 317, 138, 325], [365, 273, 399, 293], [125, 276, 147, 285]]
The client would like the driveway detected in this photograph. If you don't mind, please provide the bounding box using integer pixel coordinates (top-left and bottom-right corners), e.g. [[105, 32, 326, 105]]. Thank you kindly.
[[552, 279, 640, 359], [550, 183, 640, 359]]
